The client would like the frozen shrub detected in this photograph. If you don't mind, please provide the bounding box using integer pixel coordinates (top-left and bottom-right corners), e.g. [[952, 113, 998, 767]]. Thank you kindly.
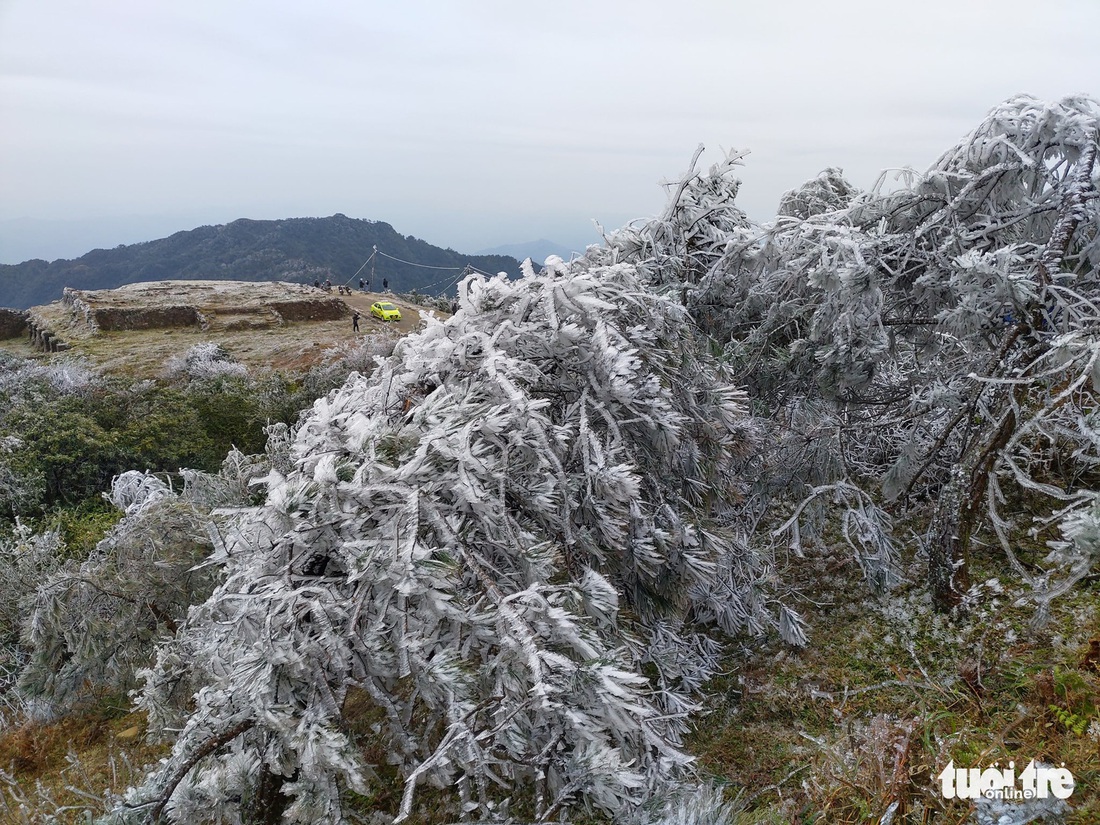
[[0, 525, 65, 723], [0, 355, 98, 397], [105, 470, 174, 516], [18, 457, 263, 713], [0, 524, 65, 644], [165, 343, 249, 380], [112, 253, 775, 824], [0, 436, 45, 517]]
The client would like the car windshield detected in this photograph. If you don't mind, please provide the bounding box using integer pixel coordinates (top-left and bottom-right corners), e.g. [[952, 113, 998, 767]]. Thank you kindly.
[[380, 303, 397, 311]]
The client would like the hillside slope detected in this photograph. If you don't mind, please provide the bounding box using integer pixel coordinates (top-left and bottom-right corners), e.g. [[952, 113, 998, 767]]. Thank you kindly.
[[0, 214, 520, 310]]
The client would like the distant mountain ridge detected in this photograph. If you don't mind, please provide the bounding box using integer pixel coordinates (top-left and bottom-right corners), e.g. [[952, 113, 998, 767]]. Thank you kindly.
[[476, 238, 586, 264], [0, 214, 522, 310]]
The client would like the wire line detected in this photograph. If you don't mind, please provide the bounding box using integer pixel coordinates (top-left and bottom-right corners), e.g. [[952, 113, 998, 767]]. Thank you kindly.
[[375, 249, 466, 271]]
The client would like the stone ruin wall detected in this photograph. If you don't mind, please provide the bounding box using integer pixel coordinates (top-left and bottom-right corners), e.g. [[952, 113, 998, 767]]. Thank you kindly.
[[62, 287, 99, 331], [24, 313, 70, 353], [89, 305, 205, 331], [0, 308, 27, 340], [269, 299, 350, 322], [19, 285, 353, 351]]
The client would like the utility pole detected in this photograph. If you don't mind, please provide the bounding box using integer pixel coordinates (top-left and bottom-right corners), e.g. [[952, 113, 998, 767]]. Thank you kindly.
[[370, 246, 377, 293]]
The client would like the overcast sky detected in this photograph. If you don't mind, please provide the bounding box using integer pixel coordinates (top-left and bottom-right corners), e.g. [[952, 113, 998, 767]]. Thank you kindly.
[[2, 0, 1099, 263]]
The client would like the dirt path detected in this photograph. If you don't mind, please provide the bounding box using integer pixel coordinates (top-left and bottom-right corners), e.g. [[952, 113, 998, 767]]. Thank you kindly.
[[340, 292, 427, 336]]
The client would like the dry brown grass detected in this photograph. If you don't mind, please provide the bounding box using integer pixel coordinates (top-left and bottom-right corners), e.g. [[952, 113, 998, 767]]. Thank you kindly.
[[0, 700, 169, 823]]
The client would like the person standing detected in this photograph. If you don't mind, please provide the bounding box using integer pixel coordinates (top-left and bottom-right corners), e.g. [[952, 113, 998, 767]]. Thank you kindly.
[[352, 311, 360, 333]]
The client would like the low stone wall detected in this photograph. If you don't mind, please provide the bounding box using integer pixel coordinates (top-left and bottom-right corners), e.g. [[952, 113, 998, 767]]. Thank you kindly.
[[92, 305, 203, 331], [62, 287, 98, 331], [270, 299, 350, 322], [25, 317, 69, 352], [218, 311, 281, 331], [0, 308, 27, 340]]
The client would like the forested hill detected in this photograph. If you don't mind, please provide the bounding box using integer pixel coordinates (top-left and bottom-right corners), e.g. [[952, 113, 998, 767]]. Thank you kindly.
[[0, 214, 522, 309]]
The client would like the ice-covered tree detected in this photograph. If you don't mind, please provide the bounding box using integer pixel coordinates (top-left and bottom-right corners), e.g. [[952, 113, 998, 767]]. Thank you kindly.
[[790, 95, 1100, 610], [668, 94, 1100, 611], [595, 145, 903, 593], [25, 92, 1096, 825], [107, 254, 778, 824], [19, 453, 266, 714]]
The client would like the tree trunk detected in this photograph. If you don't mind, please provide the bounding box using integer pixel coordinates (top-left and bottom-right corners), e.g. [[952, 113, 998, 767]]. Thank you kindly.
[[929, 136, 1097, 612], [929, 466, 970, 610], [250, 769, 294, 825]]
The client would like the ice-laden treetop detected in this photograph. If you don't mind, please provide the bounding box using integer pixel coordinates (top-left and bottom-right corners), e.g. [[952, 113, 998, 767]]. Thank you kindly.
[[695, 93, 1100, 614], [617, 93, 1100, 613], [111, 253, 772, 823]]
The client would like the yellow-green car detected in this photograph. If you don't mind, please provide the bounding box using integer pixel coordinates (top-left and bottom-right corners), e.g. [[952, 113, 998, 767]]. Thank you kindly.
[[370, 301, 401, 322]]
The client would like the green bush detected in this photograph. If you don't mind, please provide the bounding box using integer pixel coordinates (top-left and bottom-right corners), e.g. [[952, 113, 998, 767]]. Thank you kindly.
[[4, 400, 122, 507], [0, 372, 319, 518], [43, 498, 122, 561]]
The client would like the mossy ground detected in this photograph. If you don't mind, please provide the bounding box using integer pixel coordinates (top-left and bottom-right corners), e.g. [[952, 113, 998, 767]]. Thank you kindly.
[[687, 528, 1100, 824]]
